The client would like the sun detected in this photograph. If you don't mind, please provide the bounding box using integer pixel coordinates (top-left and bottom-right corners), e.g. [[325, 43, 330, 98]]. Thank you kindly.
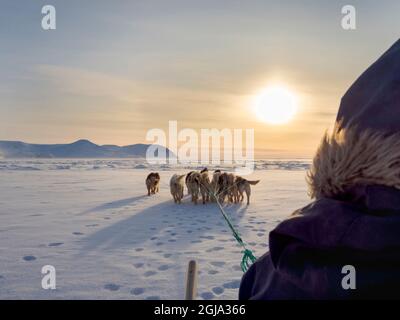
[[253, 86, 298, 125]]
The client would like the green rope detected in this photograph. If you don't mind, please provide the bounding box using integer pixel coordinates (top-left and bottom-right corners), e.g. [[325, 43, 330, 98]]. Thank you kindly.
[[210, 188, 257, 272]]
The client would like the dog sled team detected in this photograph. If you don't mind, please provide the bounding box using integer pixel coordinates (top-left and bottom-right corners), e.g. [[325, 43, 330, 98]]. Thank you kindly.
[[146, 168, 259, 205]]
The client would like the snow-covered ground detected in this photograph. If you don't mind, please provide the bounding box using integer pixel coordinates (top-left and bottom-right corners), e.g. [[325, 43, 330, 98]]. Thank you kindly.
[[0, 160, 310, 300]]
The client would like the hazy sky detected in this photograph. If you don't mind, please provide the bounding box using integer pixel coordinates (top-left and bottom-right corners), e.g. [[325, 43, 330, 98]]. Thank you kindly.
[[1, 0, 399, 158]]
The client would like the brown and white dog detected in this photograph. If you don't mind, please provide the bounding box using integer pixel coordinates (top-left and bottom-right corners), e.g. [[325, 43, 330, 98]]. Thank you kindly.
[[170, 174, 185, 204], [235, 176, 260, 205], [186, 171, 201, 204], [185, 171, 195, 195], [218, 172, 238, 203], [145, 172, 160, 196], [199, 168, 211, 204], [211, 170, 222, 199]]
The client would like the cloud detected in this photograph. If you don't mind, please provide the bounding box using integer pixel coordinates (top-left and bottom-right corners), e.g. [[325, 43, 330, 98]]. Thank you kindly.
[[35, 65, 140, 104]]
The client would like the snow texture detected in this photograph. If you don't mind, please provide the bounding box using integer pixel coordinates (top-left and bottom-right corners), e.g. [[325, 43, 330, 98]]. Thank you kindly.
[[0, 160, 309, 299]]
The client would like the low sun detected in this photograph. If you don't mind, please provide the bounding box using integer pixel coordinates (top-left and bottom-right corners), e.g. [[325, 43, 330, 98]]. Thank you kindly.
[[253, 86, 298, 125]]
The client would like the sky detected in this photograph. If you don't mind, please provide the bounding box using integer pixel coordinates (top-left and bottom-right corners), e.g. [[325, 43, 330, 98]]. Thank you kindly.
[[0, 0, 399, 158]]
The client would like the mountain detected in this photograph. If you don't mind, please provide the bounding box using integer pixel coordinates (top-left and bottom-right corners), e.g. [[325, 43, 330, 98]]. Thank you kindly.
[[0, 139, 172, 159]]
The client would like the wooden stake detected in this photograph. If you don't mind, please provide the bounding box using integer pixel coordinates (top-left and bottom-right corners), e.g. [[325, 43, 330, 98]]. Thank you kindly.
[[185, 260, 198, 300]]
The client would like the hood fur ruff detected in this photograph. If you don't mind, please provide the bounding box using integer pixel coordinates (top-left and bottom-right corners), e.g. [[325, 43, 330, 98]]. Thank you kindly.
[[307, 124, 400, 199]]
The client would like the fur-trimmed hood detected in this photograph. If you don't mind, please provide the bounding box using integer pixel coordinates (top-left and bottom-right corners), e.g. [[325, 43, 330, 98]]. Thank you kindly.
[[308, 39, 400, 200], [240, 39, 400, 301], [307, 125, 400, 199]]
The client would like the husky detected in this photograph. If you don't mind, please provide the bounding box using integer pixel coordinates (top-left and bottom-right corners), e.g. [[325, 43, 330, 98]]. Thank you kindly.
[[210, 170, 222, 201], [199, 168, 211, 204], [235, 176, 260, 205], [170, 174, 185, 204], [185, 171, 195, 195], [145, 172, 160, 196], [186, 171, 201, 204], [218, 172, 238, 204]]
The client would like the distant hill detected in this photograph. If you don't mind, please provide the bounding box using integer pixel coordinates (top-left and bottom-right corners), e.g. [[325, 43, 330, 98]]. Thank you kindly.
[[0, 139, 172, 159]]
